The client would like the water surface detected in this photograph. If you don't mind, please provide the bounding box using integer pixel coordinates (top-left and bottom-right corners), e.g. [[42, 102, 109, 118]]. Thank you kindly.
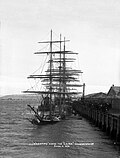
[[0, 99, 120, 158]]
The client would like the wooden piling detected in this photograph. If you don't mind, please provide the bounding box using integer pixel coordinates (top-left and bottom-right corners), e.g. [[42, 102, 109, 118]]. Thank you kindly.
[[72, 100, 120, 144]]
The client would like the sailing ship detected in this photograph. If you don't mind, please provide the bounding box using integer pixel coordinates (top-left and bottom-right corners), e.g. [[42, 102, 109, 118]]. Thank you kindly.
[[24, 30, 84, 125]]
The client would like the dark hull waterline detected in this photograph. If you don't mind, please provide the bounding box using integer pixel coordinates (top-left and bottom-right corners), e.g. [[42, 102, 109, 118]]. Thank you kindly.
[[30, 119, 60, 125]]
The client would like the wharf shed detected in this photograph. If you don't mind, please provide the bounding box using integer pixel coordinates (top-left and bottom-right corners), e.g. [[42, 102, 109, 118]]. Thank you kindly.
[[107, 85, 120, 97], [83, 85, 120, 112], [107, 85, 120, 111]]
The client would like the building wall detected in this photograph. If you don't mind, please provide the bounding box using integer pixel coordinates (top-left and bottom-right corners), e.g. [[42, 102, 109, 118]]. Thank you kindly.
[[112, 98, 120, 111]]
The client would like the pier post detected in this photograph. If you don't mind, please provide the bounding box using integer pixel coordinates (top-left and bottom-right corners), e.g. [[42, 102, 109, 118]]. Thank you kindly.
[[116, 116, 120, 143], [106, 114, 110, 135], [110, 114, 116, 139], [99, 112, 102, 128], [102, 113, 106, 131]]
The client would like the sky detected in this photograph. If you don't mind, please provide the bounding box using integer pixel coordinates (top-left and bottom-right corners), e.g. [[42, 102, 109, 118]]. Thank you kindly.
[[0, 0, 120, 96]]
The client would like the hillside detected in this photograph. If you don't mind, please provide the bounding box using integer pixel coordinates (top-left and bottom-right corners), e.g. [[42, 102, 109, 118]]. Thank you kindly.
[[0, 94, 41, 100]]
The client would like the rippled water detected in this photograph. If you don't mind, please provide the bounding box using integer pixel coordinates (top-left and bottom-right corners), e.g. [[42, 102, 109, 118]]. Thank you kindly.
[[0, 99, 120, 158]]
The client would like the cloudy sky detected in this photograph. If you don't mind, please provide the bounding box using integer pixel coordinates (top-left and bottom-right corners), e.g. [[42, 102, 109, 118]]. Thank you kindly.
[[0, 0, 120, 96]]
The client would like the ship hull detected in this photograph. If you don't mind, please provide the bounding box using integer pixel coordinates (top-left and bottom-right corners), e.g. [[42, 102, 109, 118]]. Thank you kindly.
[[30, 118, 60, 125]]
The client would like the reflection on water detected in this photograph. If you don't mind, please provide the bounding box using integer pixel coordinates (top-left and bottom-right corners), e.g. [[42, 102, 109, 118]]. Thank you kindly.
[[0, 99, 120, 158]]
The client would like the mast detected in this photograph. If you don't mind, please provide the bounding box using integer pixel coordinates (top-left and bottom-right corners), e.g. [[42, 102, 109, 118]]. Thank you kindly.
[[63, 37, 66, 107], [49, 29, 53, 117], [59, 34, 62, 115]]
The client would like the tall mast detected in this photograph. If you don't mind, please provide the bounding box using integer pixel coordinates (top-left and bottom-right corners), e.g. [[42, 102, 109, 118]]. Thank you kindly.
[[63, 37, 66, 106], [59, 34, 62, 115], [49, 29, 53, 117]]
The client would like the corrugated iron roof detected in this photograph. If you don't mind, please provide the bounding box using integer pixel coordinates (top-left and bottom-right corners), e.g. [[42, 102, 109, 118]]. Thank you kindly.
[[107, 85, 120, 96]]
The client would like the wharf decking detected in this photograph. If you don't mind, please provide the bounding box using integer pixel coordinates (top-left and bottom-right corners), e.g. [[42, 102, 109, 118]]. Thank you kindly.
[[73, 100, 120, 144]]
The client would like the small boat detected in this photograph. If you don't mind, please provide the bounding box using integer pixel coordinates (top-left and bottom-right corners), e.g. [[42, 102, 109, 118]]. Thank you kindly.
[[23, 30, 84, 125]]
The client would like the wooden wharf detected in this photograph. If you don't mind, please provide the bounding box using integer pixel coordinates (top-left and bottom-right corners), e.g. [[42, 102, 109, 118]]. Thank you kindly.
[[73, 99, 120, 144]]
